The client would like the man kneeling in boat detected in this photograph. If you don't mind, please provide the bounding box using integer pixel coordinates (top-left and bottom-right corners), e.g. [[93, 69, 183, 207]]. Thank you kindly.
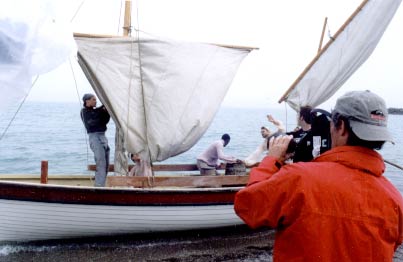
[[128, 153, 152, 177], [196, 134, 240, 175], [235, 90, 403, 261]]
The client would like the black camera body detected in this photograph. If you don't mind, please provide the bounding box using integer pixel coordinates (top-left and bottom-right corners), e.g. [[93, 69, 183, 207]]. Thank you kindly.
[[266, 131, 297, 154], [266, 108, 332, 162]]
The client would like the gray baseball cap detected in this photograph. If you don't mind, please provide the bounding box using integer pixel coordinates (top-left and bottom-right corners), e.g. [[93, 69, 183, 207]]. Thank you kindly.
[[333, 90, 393, 142]]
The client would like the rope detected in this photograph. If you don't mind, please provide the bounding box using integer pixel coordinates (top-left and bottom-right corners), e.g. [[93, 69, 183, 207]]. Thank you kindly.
[[124, 17, 135, 176], [384, 159, 403, 171], [134, 2, 155, 177], [0, 76, 39, 142], [284, 102, 288, 132], [327, 20, 335, 41], [117, 0, 123, 35], [69, 58, 91, 177], [70, 0, 86, 23]]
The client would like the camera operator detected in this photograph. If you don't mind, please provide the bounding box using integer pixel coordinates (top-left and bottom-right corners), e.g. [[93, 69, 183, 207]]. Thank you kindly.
[[235, 90, 403, 261], [286, 106, 312, 162]]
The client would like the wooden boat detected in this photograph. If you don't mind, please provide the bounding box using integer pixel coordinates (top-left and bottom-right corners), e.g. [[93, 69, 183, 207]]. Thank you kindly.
[[0, 163, 248, 243], [0, 1, 254, 243]]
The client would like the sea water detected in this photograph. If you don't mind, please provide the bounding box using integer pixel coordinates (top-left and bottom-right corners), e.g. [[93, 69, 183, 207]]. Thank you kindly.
[[0, 102, 300, 174], [0, 102, 402, 261]]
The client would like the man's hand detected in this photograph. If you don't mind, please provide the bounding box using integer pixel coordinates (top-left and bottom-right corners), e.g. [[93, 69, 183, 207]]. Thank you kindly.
[[267, 135, 293, 164], [267, 114, 280, 125]]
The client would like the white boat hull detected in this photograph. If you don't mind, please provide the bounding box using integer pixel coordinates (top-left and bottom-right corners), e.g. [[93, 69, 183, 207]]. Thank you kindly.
[[0, 198, 242, 242]]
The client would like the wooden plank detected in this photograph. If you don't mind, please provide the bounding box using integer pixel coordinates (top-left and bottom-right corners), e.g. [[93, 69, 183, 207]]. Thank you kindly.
[[88, 164, 226, 172], [107, 175, 248, 188]]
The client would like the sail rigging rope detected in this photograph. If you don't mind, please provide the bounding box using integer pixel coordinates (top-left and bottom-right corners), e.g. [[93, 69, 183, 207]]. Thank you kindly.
[[70, 0, 86, 23], [69, 58, 91, 176], [134, 2, 155, 177], [384, 159, 403, 171], [124, 22, 135, 176], [327, 20, 335, 41], [0, 76, 39, 142], [117, 0, 123, 35], [284, 102, 289, 132]]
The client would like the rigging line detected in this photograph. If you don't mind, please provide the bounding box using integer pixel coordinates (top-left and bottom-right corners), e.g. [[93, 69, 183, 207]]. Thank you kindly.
[[124, 23, 135, 176], [384, 159, 403, 171], [135, 1, 154, 176], [117, 0, 123, 35], [284, 102, 288, 132], [0, 76, 39, 142], [327, 19, 335, 41], [70, 0, 86, 23], [69, 58, 90, 174]]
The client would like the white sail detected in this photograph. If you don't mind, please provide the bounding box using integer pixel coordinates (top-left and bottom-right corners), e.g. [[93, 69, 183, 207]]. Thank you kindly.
[[75, 34, 251, 162], [280, 0, 402, 111], [0, 0, 75, 113]]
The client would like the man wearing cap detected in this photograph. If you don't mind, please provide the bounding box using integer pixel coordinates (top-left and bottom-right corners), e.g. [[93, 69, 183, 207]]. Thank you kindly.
[[235, 90, 403, 261], [244, 114, 285, 167], [80, 93, 111, 187]]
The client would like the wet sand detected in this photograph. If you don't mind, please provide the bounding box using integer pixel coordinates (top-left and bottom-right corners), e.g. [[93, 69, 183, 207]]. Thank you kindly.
[[3, 226, 403, 261], [0, 226, 274, 262]]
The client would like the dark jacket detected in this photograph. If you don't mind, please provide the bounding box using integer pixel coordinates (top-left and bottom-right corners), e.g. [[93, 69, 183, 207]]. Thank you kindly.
[[80, 106, 110, 133]]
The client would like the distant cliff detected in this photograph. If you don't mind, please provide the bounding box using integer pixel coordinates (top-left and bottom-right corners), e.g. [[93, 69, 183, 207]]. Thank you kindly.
[[388, 108, 403, 115]]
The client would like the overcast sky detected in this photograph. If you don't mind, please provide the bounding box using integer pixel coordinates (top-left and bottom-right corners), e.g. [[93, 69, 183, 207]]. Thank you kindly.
[[27, 0, 403, 110]]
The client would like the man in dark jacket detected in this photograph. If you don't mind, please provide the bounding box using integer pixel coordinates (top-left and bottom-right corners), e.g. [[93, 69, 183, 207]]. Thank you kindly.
[[81, 93, 110, 187]]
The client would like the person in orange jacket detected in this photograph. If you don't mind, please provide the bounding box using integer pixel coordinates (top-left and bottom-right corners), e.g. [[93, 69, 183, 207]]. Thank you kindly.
[[234, 90, 403, 261]]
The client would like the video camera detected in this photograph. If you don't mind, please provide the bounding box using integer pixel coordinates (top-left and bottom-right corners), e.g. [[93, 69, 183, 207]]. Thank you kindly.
[[266, 108, 332, 162], [266, 131, 297, 154]]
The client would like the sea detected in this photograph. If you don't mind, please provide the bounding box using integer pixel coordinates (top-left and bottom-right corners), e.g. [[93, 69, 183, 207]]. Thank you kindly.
[[0, 101, 403, 261]]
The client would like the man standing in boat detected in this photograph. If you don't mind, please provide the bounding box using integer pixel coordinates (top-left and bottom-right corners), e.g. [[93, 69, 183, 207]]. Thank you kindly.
[[235, 90, 403, 261], [197, 134, 239, 175], [81, 93, 111, 187]]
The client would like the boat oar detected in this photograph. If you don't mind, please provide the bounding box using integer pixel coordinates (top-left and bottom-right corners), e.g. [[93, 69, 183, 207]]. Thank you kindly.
[[384, 159, 403, 171]]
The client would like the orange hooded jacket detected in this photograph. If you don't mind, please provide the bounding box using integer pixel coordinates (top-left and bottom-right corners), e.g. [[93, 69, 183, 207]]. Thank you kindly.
[[234, 146, 403, 261]]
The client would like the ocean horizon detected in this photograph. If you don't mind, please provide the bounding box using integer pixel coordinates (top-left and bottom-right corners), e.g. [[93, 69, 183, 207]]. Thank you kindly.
[[0, 101, 402, 178]]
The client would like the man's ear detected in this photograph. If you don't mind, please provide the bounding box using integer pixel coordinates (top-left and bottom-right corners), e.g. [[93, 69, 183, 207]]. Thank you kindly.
[[337, 119, 350, 144]]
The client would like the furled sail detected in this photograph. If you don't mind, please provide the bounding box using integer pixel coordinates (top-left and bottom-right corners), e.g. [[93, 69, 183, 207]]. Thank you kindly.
[[75, 34, 251, 162], [279, 0, 402, 111]]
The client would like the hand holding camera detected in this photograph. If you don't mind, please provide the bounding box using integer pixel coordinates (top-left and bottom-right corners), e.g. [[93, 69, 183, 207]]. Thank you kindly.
[[267, 135, 295, 164]]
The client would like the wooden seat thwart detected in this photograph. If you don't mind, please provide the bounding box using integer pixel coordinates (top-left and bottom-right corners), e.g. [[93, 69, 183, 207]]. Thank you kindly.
[[87, 163, 225, 172], [106, 175, 248, 188], [87, 164, 246, 188]]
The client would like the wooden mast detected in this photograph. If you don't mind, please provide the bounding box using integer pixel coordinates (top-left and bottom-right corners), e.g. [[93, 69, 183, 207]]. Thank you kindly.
[[278, 0, 369, 104], [317, 17, 328, 53], [123, 0, 132, 36]]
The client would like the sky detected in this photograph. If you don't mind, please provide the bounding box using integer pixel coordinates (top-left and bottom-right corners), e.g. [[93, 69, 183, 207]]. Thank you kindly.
[[26, 0, 403, 111]]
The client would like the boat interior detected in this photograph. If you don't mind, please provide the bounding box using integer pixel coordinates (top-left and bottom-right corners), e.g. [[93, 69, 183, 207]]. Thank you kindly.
[[0, 162, 250, 189]]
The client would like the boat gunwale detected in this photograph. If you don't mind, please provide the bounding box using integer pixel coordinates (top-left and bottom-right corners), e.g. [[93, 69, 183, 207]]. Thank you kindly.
[[0, 179, 243, 206]]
